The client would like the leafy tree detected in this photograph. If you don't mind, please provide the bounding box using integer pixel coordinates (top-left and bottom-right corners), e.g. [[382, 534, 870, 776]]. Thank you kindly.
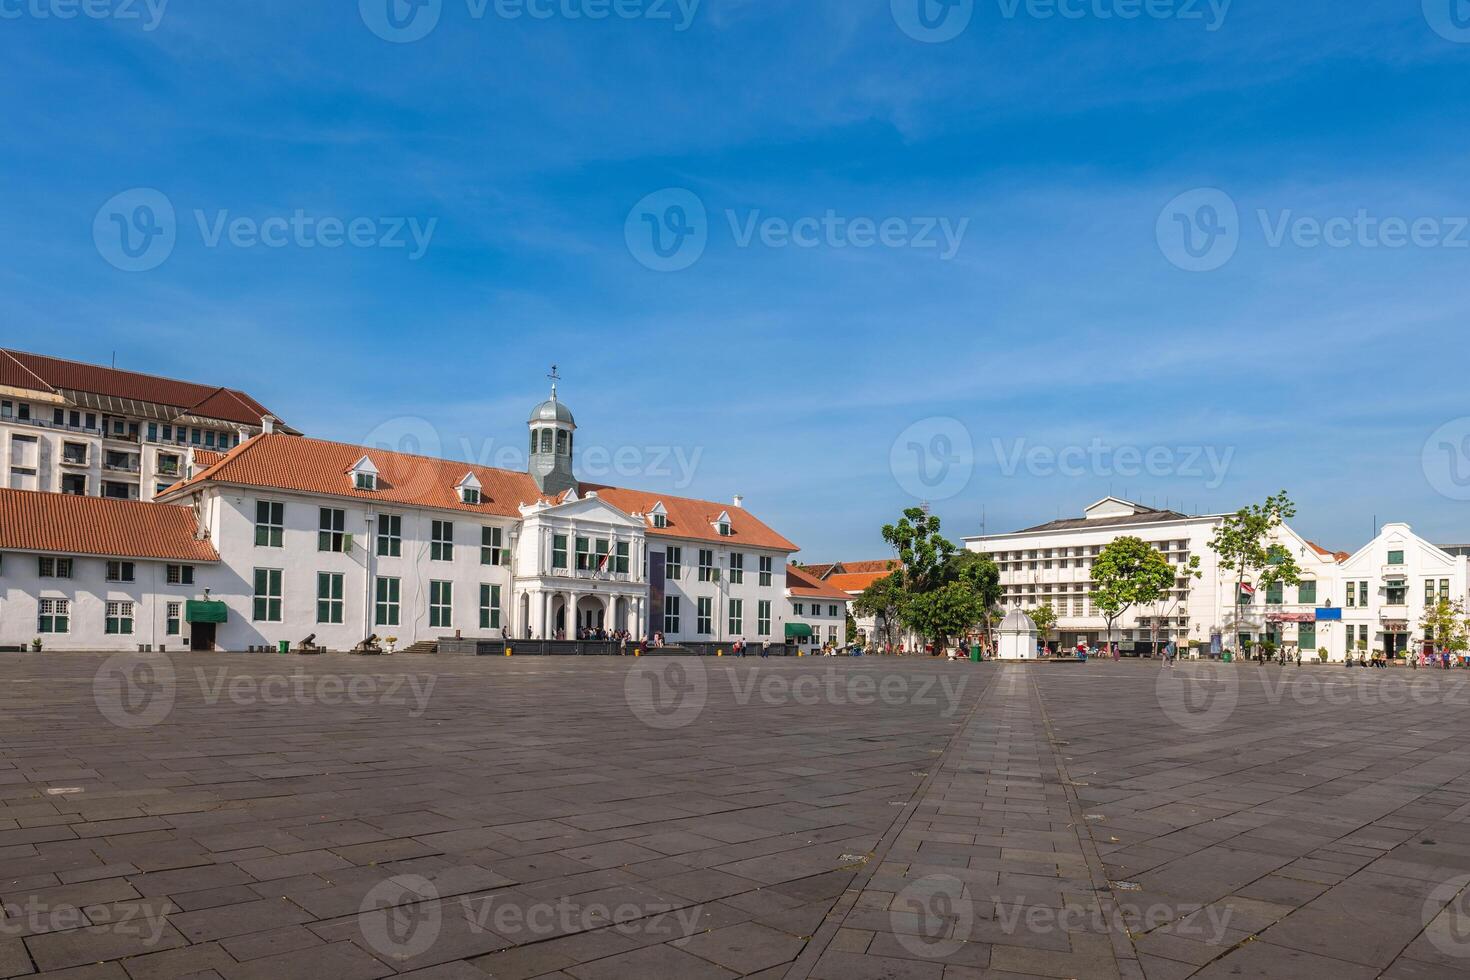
[[881, 508, 956, 594], [853, 568, 905, 650], [1147, 553, 1202, 647], [906, 582, 988, 652], [1090, 536, 1179, 649], [1026, 603, 1058, 640], [1420, 598, 1469, 653], [1209, 491, 1301, 635]]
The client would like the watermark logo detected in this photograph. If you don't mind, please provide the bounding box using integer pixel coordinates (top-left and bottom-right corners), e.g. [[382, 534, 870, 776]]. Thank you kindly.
[[893, 875, 974, 958], [1423, 418, 1470, 501], [1424, 0, 1470, 43], [359, 875, 443, 961], [360, 0, 443, 42], [1156, 665, 1238, 733], [1157, 187, 1238, 272], [0, 0, 169, 30], [891, 0, 973, 42], [891, 417, 974, 501], [94, 188, 176, 273], [1424, 875, 1470, 958], [93, 654, 176, 729], [997, 0, 1230, 30], [624, 658, 707, 729], [992, 437, 1234, 489], [626, 188, 708, 272], [726, 667, 967, 717]]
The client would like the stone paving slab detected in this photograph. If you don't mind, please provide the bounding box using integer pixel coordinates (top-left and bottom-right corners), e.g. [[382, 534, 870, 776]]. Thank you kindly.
[[3, 655, 1470, 977]]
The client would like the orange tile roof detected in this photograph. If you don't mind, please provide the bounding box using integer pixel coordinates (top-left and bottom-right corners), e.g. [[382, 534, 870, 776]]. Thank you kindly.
[[786, 564, 851, 600], [0, 349, 282, 428], [821, 559, 900, 594], [0, 488, 218, 561], [800, 563, 837, 578], [191, 449, 225, 468], [1306, 541, 1351, 563], [162, 434, 799, 551]]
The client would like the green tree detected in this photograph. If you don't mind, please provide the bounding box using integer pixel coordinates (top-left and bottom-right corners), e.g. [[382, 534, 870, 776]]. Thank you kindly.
[[1090, 536, 1179, 650], [1420, 598, 1469, 653], [1026, 603, 1058, 640], [881, 507, 956, 594], [906, 582, 988, 653], [853, 568, 904, 650], [1208, 491, 1301, 638]]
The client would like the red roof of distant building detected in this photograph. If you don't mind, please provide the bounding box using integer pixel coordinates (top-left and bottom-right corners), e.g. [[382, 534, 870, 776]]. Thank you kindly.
[[0, 489, 218, 561], [0, 349, 283, 428], [787, 564, 851, 600], [822, 559, 900, 594], [162, 434, 798, 551]]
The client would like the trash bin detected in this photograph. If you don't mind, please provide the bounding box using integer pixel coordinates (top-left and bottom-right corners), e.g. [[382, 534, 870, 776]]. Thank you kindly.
[[277, 640, 290, 654], [970, 644, 982, 662], [1222, 651, 1232, 663]]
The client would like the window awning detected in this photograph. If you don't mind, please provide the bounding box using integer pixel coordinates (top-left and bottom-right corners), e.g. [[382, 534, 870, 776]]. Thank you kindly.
[[785, 623, 813, 639], [185, 600, 228, 624]]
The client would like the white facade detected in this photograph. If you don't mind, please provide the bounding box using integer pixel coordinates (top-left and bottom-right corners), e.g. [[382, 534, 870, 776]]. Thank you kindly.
[[966, 497, 1470, 661], [787, 595, 847, 652], [1, 551, 220, 652]]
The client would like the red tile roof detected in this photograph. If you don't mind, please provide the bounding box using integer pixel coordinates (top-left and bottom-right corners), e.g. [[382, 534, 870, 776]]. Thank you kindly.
[[0, 349, 282, 428], [824, 559, 900, 594], [1307, 541, 1351, 563], [190, 449, 225, 468], [162, 434, 799, 551], [0, 489, 218, 561], [786, 564, 851, 600]]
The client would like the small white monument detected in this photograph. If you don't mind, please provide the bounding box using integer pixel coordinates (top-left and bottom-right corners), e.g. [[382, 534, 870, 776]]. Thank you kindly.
[[997, 608, 1040, 661]]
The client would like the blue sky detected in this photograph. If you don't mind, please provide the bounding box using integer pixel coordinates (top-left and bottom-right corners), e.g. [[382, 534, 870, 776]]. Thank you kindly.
[[4, 0, 1470, 558]]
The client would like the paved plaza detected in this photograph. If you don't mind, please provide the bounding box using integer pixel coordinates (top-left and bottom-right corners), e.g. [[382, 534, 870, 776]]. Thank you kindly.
[[0, 656, 1468, 978]]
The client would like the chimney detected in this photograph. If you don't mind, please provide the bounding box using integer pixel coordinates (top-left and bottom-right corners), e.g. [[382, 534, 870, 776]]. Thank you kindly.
[[261, 415, 277, 435], [733, 494, 744, 509]]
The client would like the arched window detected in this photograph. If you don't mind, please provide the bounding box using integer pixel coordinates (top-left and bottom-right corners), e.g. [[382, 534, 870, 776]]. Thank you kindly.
[[529, 429, 538, 456], [556, 430, 568, 456], [540, 429, 554, 454]]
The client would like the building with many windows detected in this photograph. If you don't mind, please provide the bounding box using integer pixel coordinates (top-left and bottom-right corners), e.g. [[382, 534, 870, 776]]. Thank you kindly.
[[785, 564, 850, 651], [965, 497, 1470, 660], [0, 348, 290, 502], [0, 384, 799, 652]]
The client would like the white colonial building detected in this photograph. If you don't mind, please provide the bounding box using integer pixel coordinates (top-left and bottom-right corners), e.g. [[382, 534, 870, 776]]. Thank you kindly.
[[966, 497, 1470, 661], [785, 564, 850, 652], [0, 347, 289, 503]]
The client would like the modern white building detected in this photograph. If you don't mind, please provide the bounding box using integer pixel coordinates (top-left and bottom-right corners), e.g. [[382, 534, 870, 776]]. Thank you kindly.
[[965, 497, 1470, 661], [785, 564, 850, 652], [0, 348, 290, 503]]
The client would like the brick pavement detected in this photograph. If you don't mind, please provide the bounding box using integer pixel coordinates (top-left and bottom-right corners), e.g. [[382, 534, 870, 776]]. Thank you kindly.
[[0, 655, 1466, 978]]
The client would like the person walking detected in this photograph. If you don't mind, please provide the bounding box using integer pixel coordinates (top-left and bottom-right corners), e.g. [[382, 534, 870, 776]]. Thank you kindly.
[[760, 639, 770, 659]]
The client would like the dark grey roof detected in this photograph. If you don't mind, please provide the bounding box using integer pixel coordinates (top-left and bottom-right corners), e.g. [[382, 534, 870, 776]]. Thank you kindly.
[[529, 398, 575, 425], [1012, 508, 1190, 535]]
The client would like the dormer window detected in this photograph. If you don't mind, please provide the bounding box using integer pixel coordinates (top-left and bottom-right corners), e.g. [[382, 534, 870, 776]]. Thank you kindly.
[[649, 501, 668, 529], [456, 472, 482, 506], [713, 510, 733, 536], [349, 455, 379, 492], [653, 514, 668, 529]]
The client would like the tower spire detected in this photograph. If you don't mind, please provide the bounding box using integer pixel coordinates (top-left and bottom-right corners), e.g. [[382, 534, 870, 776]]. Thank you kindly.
[[547, 364, 560, 400]]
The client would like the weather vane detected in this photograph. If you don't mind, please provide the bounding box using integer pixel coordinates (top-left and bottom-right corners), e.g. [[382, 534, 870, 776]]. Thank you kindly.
[[548, 364, 560, 398]]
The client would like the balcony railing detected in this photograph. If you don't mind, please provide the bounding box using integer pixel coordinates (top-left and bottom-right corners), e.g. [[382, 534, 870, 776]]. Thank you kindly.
[[60, 451, 89, 467], [103, 460, 141, 474]]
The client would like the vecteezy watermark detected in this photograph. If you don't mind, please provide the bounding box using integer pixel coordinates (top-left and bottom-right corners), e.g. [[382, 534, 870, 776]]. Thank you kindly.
[[0, 0, 168, 30], [357, 873, 705, 962], [1156, 665, 1239, 733], [360, 417, 705, 489], [93, 188, 437, 272], [0, 897, 172, 944], [93, 653, 177, 729], [1423, 418, 1470, 501], [1156, 187, 1239, 272], [625, 188, 970, 272], [92, 660, 439, 729], [891, 417, 974, 502], [992, 438, 1235, 490], [1159, 187, 1470, 272], [1424, 0, 1470, 43], [359, 0, 700, 43], [891, 0, 1230, 43], [893, 875, 975, 958], [625, 659, 709, 730], [1423, 874, 1470, 958], [624, 662, 969, 730]]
